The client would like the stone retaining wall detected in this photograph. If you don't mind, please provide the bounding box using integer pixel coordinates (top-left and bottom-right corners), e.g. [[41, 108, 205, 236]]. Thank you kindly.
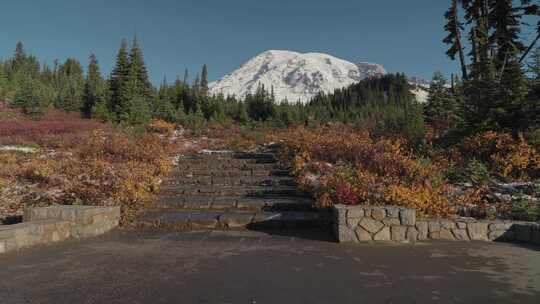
[[0, 206, 120, 255], [333, 204, 540, 245]]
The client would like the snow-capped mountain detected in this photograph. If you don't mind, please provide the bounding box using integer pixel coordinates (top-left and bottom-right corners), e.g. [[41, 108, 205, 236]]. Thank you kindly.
[[209, 50, 387, 103]]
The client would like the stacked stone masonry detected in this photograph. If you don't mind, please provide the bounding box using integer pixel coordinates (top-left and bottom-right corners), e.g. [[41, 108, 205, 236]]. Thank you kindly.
[[0, 206, 120, 255], [334, 205, 540, 245]]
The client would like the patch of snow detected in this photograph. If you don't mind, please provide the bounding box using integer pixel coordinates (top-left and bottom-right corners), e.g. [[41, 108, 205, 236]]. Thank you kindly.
[[0, 145, 39, 154], [199, 149, 234, 155]]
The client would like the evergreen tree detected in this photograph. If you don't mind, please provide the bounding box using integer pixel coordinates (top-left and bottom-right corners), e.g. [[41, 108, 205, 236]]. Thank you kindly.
[[153, 95, 176, 122], [92, 100, 114, 122], [424, 72, 460, 135], [13, 78, 43, 115], [121, 96, 152, 126], [0, 61, 6, 97], [444, 0, 468, 80], [527, 48, 540, 127], [183, 68, 189, 84], [82, 54, 106, 118], [235, 101, 249, 124], [246, 84, 275, 121], [55, 58, 85, 112], [109, 39, 130, 119], [200, 64, 209, 97], [127, 35, 152, 99], [13, 41, 26, 72]]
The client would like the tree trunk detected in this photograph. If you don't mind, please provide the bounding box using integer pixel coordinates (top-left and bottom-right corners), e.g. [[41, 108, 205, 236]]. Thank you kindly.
[[452, 0, 468, 80]]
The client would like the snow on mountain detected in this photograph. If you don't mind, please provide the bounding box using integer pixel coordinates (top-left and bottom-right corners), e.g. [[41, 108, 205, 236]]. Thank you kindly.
[[408, 76, 430, 104], [209, 50, 387, 103], [411, 86, 429, 104]]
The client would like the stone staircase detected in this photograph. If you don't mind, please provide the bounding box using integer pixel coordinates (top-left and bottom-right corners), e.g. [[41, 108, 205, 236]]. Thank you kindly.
[[137, 146, 327, 232]]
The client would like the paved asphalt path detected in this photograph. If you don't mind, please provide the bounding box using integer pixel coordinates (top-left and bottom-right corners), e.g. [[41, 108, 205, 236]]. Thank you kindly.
[[1, 229, 539, 304]]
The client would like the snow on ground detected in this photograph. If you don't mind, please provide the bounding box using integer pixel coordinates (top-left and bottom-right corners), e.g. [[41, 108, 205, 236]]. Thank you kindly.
[[0, 145, 39, 154]]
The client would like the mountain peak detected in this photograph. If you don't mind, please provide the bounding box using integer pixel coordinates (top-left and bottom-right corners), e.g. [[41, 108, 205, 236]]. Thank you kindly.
[[209, 50, 387, 103]]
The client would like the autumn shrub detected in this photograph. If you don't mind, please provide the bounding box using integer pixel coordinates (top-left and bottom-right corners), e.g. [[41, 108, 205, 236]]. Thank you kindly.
[[457, 131, 540, 181], [1, 129, 173, 224], [0, 107, 109, 147], [275, 125, 454, 217], [147, 119, 176, 136]]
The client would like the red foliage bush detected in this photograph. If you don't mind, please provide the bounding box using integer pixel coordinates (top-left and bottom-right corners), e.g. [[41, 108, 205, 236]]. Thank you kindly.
[[0, 107, 109, 147]]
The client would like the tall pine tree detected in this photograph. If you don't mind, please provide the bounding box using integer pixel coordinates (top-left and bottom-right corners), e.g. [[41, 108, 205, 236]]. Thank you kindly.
[[82, 54, 106, 118], [200, 64, 209, 97], [127, 35, 152, 99], [444, 0, 468, 80], [109, 39, 130, 120]]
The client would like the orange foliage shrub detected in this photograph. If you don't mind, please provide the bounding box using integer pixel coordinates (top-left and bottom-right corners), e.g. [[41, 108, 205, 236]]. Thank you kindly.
[[274, 125, 454, 217], [1, 130, 173, 224], [147, 119, 176, 136], [457, 131, 540, 180]]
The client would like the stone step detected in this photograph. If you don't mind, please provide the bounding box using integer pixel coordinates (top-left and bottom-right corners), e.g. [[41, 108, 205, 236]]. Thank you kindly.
[[164, 176, 297, 187], [170, 169, 291, 178], [159, 185, 306, 197], [176, 162, 281, 171], [181, 153, 277, 164], [136, 210, 324, 231], [154, 196, 315, 211]]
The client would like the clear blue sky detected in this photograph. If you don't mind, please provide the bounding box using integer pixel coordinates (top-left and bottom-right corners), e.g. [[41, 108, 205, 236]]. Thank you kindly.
[[0, 0, 536, 84]]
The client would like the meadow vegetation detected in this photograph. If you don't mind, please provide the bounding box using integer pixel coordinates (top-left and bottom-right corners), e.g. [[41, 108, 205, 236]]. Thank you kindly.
[[1, 0, 539, 223]]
